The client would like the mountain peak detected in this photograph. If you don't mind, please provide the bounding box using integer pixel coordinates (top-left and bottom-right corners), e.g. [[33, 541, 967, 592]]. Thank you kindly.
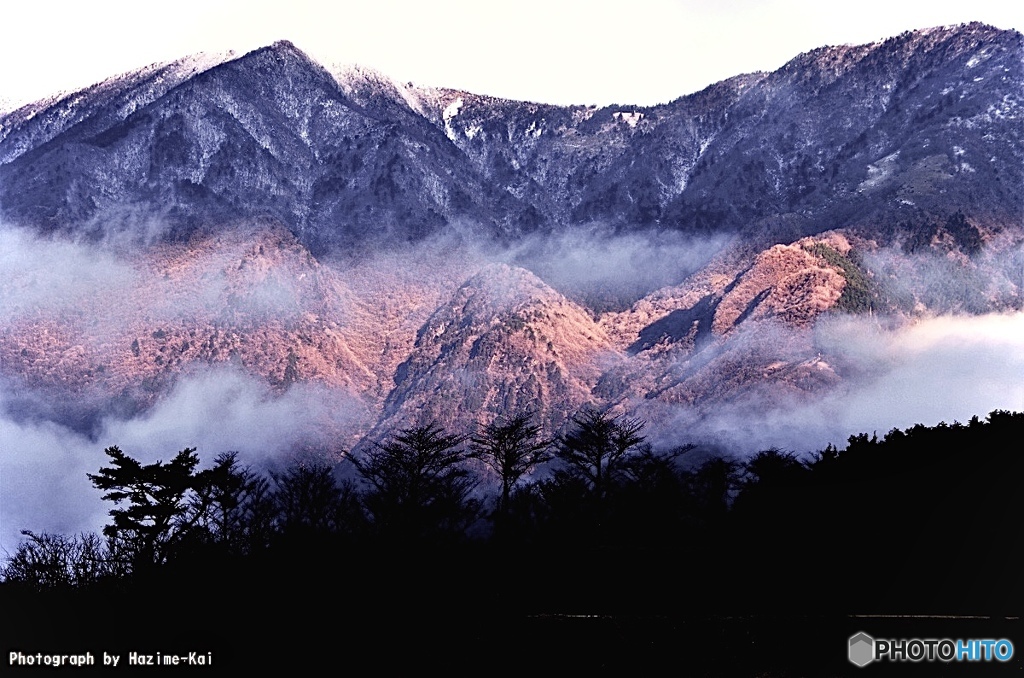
[[269, 39, 300, 51], [225, 39, 330, 80], [782, 22, 1018, 74], [250, 39, 308, 60]]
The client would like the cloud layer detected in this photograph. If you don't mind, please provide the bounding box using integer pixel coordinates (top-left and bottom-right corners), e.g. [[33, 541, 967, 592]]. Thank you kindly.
[[654, 312, 1024, 456], [3, 222, 1023, 556], [0, 367, 365, 555]]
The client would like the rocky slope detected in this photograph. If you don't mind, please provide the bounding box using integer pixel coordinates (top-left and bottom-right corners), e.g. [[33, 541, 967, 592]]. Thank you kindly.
[[368, 263, 616, 439]]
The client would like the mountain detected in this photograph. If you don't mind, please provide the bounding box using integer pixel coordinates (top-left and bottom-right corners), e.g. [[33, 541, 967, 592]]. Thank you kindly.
[[0, 41, 530, 253], [2, 24, 1020, 250], [366, 263, 616, 442], [1, 23, 1022, 454]]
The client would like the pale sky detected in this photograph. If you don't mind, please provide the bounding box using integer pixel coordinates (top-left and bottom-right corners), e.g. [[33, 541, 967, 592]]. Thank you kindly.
[[0, 0, 1021, 111]]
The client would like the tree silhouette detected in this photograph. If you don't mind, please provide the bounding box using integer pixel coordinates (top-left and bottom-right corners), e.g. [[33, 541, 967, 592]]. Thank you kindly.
[[189, 451, 276, 555], [687, 455, 741, 528], [470, 413, 551, 520], [732, 447, 809, 524], [349, 422, 478, 542], [539, 408, 649, 545], [86, 446, 204, 571], [1, 531, 111, 590], [271, 462, 357, 538], [730, 447, 817, 586], [606, 444, 695, 547], [554, 408, 647, 503], [739, 448, 807, 489]]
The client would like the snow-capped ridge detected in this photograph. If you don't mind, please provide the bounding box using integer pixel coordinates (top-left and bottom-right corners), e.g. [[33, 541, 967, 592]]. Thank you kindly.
[[0, 48, 240, 165]]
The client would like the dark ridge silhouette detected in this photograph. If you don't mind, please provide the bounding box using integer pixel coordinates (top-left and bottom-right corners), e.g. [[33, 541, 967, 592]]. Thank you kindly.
[[4, 408, 1023, 673]]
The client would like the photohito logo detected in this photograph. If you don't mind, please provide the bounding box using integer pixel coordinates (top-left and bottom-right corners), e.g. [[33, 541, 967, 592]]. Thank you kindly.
[[849, 632, 875, 667], [848, 632, 1014, 666]]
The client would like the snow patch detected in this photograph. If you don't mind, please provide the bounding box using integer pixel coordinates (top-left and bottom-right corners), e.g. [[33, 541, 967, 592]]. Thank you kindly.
[[442, 97, 464, 142], [572, 107, 597, 125], [390, 81, 433, 118], [331, 63, 432, 118], [857, 151, 899, 192], [443, 97, 464, 122], [985, 102, 1013, 120], [613, 111, 644, 128], [966, 50, 988, 69]]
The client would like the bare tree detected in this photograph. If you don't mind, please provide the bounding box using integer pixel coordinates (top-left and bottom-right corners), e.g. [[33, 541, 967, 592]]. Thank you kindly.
[[1, 531, 111, 589]]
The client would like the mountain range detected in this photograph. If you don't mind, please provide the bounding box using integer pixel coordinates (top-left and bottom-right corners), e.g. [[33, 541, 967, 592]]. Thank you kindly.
[[1, 21, 1021, 458]]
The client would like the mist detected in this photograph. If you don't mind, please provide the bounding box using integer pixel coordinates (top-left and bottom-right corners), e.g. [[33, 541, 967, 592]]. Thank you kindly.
[[0, 226, 138, 318], [863, 238, 1024, 314], [0, 220, 375, 553], [648, 312, 1024, 457], [3, 216, 1024, 555], [0, 366, 367, 556], [501, 225, 733, 311]]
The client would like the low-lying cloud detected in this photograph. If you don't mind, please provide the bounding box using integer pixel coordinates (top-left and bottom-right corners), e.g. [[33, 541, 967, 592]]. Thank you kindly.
[[501, 224, 732, 309], [654, 312, 1024, 456], [863, 240, 1024, 314], [0, 367, 368, 557], [0, 226, 138, 318], [3, 218, 1024, 557]]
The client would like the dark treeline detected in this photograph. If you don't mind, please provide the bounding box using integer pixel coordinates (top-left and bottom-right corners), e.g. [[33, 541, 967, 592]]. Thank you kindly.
[[3, 408, 1023, 672]]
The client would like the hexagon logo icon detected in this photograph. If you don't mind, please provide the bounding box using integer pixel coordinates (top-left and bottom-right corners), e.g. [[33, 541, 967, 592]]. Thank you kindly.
[[849, 632, 875, 667]]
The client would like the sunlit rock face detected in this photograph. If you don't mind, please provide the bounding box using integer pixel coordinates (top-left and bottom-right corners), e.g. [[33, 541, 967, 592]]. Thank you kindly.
[[364, 263, 616, 442], [1, 23, 1022, 451]]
